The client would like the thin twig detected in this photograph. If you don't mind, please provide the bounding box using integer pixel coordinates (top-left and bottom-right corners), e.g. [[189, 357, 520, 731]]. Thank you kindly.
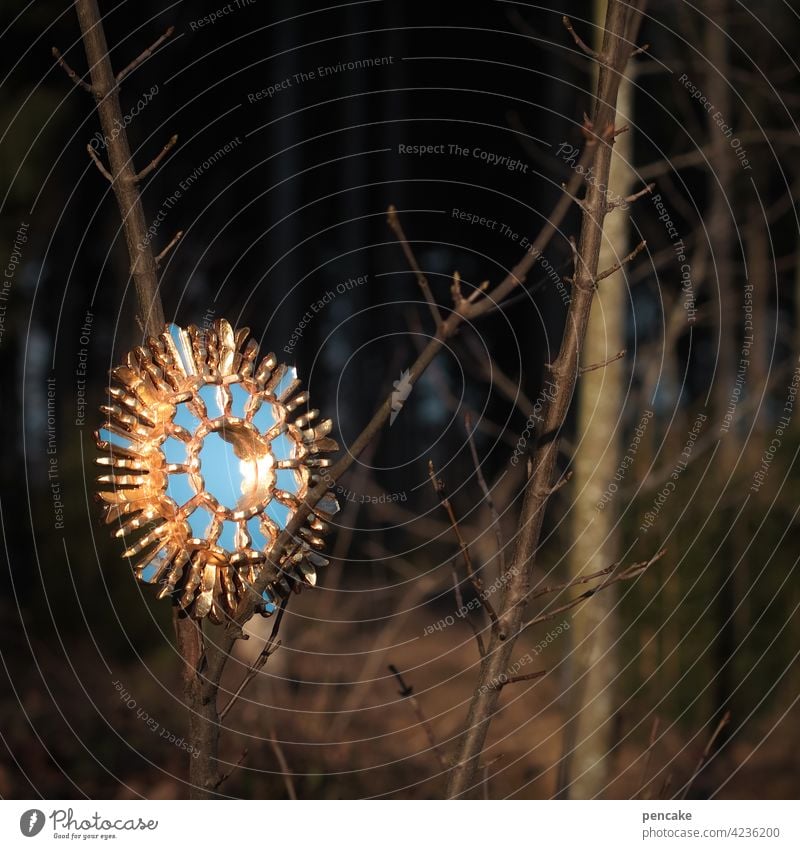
[[608, 181, 655, 210], [467, 279, 490, 304], [269, 731, 298, 800], [563, 234, 593, 290], [219, 597, 288, 721], [679, 711, 731, 799], [449, 271, 489, 308], [562, 15, 601, 59], [531, 562, 614, 600], [595, 240, 648, 283], [133, 134, 178, 182], [522, 550, 666, 632], [52, 46, 94, 92], [428, 461, 500, 630], [387, 204, 443, 327], [86, 143, 113, 181], [464, 412, 506, 574], [213, 747, 248, 791], [389, 664, 448, 771], [580, 348, 626, 374], [155, 230, 184, 267], [560, 178, 590, 215], [116, 25, 176, 84], [452, 562, 486, 657], [546, 469, 573, 496], [491, 668, 547, 691]]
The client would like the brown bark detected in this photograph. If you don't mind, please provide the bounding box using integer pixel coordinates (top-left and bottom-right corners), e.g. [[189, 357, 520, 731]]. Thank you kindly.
[[72, 0, 214, 796], [74, 0, 164, 337]]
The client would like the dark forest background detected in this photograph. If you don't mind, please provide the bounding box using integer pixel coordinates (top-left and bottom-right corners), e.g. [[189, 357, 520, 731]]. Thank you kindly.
[[1, 0, 799, 799]]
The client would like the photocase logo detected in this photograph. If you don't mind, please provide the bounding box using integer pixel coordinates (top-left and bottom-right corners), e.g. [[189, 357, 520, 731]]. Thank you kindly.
[[19, 809, 45, 837], [390, 369, 413, 426]]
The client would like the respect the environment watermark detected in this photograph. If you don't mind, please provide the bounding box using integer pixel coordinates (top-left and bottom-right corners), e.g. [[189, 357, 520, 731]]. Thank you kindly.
[[248, 56, 394, 102], [138, 137, 242, 250]]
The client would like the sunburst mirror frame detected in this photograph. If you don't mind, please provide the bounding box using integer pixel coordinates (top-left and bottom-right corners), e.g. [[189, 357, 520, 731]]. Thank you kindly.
[[95, 319, 339, 624]]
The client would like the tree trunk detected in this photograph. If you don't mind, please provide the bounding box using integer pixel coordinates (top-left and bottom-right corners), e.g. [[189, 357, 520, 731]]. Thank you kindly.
[[557, 0, 635, 797]]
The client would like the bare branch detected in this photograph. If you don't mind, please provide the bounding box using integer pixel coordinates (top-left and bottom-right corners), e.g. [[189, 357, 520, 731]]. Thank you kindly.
[[389, 665, 448, 771], [387, 204, 443, 327], [452, 562, 486, 658], [86, 143, 113, 182], [155, 230, 184, 267], [52, 46, 94, 93], [467, 279, 490, 304], [214, 747, 248, 791], [564, 234, 594, 292], [622, 181, 655, 206], [116, 25, 175, 84], [546, 468, 573, 496], [559, 183, 588, 215], [522, 550, 665, 640], [679, 711, 731, 799], [73, 0, 165, 336], [219, 597, 288, 721], [604, 181, 655, 212], [531, 563, 614, 601], [450, 270, 489, 309], [562, 15, 601, 60], [595, 240, 647, 283], [464, 412, 506, 574], [580, 348, 626, 374], [491, 668, 547, 691], [269, 731, 298, 800], [428, 461, 500, 631], [133, 134, 178, 183]]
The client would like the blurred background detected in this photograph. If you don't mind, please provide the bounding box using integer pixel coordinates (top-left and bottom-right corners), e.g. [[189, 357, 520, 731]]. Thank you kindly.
[[1, 0, 799, 799]]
